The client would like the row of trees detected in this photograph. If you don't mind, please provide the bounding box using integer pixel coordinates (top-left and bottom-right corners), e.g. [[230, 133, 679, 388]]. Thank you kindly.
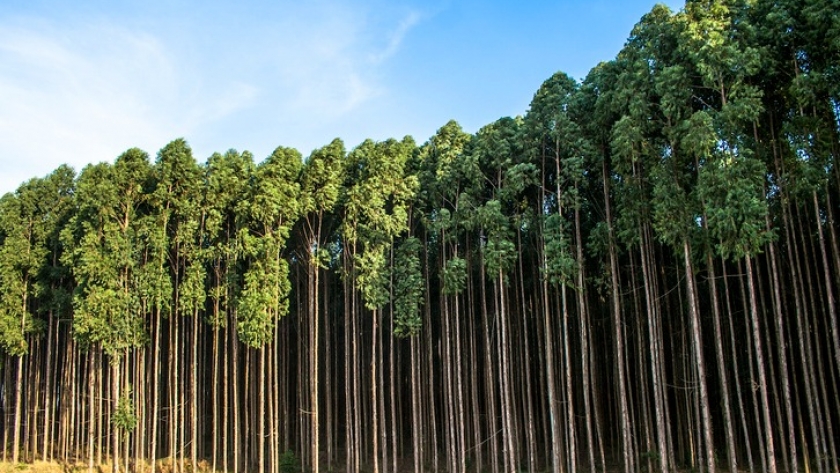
[[1, 0, 839, 472]]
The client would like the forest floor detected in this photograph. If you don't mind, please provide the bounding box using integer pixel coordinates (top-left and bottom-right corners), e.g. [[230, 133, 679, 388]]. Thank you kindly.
[[0, 462, 83, 473], [0, 460, 219, 473]]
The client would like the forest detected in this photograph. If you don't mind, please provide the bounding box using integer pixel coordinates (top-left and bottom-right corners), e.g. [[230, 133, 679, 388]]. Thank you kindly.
[[1, 0, 839, 472]]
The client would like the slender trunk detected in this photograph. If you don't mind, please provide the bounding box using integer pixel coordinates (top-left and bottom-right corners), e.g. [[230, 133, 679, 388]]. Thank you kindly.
[[766, 217, 798, 473], [454, 283, 467, 473], [212, 324, 220, 473], [745, 255, 777, 473], [706, 253, 737, 473], [682, 238, 715, 473], [353, 275, 362, 473], [259, 347, 266, 473], [231, 309, 240, 473], [191, 309, 199, 469], [603, 158, 634, 473], [440, 238, 454, 473], [561, 283, 576, 473], [344, 251, 353, 473], [41, 313, 55, 462], [813, 191, 840, 373], [324, 271, 334, 469], [642, 227, 670, 473], [498, 269, 516, 473], [170, 312, 179, 473], [88, 348, 96, 473], [411, 336, 421, 473], [389, 244, 399, 473], [311, 231, 321, 473], [423, 233, 440, 473], [541, 257, 561, 473], [12, 354, 25, 465], [150, 314, 162, 471], [372, 307, 380, 473], [112, 361, 121, 473], [574, 188, 596, 473]]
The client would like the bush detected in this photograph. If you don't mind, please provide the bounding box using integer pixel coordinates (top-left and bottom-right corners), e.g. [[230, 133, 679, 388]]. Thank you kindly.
[[278, 450, 301, 473]]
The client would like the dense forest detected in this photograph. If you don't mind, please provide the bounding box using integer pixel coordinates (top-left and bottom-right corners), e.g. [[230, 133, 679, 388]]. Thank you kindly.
[[1, 0, 839, 472]]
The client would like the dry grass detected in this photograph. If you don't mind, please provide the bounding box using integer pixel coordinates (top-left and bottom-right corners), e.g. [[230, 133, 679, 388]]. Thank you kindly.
[[0, 461, 71, 473], [0, 460, 215, 473]]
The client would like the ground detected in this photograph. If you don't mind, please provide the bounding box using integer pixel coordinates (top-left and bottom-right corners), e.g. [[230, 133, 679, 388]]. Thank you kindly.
[[0, 460, 217, 473]]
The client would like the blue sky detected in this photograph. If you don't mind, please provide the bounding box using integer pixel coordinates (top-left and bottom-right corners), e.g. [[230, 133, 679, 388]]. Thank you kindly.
[[0, 0, 684, 195]]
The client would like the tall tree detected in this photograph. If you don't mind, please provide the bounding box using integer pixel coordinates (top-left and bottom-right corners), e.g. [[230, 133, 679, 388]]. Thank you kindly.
[[299, 139, 345, 473]]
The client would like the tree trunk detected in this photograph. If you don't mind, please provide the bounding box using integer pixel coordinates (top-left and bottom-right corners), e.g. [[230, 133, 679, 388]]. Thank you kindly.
[[12, 354, 25, 465], [706, 253, 737, 473], [744, 255, 777, 473], [311, 241, 321, 473], [191, 309, 199, 470], [682, 238, 715, 473], [541, 259, 561, 473], [603, 158, 634, 473], [497, 269, 516, 473]]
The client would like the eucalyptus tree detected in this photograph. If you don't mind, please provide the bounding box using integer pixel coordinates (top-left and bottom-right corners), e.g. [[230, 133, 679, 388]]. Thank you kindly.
[[299, 139, 345, 473], [0, 174, 71, 463], [574, 59, 630, 473], [760, 0, 840, 421], [677, 2, 774, 472], [204, 149, 255, 473], [134, 187, 172, 473], [342, 137, 417, 473], [237, 145, 302, 471], [471, 116, 537, 473], [525, 70, 597, 473], [61, 149, 152, 472], [649, 98, 717, 473], [754, 1, 840, 468], [609, 8, 681, 471], [415, 120, 475, 473], [32, 165, 76, 462], [151, 138, 205, 471]]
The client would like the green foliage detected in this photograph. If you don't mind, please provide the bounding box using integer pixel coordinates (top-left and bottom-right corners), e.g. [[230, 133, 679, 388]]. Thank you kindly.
[[301, 138, 345, 219], [417, 121, 475, 216], [235, 146, 302, 347], [698, 152, 771, 259], [278, 450, 301, 473], [343, 137, 418, 311], [62, 149, 151, 356], [112, 388, 138, 432], [543, 214, 577, 288], [525, 71, 592, 205], [393, 237, 424, 337], [0, 166, 77, 357], [0, 194, 37, 355], [477, 200, 516, 276], [651, 159, 697, 249], [354, 247, 389, 311], [442, 257, 467, 296], [204, 149, 254, 329]]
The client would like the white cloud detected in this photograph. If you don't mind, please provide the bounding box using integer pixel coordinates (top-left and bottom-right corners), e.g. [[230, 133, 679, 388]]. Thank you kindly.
[[0, 2, 424, 194], [370, 10, 422, 64], [0, 22, 159, 191], [0, 18, 258, 192]]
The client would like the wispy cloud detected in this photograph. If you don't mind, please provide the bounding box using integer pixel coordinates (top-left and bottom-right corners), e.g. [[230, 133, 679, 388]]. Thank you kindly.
[[0, 21, 168, 191], [369, 10, 422, 64], [0, 1, 426, 193]]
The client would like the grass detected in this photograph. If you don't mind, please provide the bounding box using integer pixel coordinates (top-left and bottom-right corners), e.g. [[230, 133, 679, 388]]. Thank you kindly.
[[0, 459, 217, 473]]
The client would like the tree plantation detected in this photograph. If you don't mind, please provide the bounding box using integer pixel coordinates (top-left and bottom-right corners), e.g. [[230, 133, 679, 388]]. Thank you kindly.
[[2, 0, 840, 472]]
